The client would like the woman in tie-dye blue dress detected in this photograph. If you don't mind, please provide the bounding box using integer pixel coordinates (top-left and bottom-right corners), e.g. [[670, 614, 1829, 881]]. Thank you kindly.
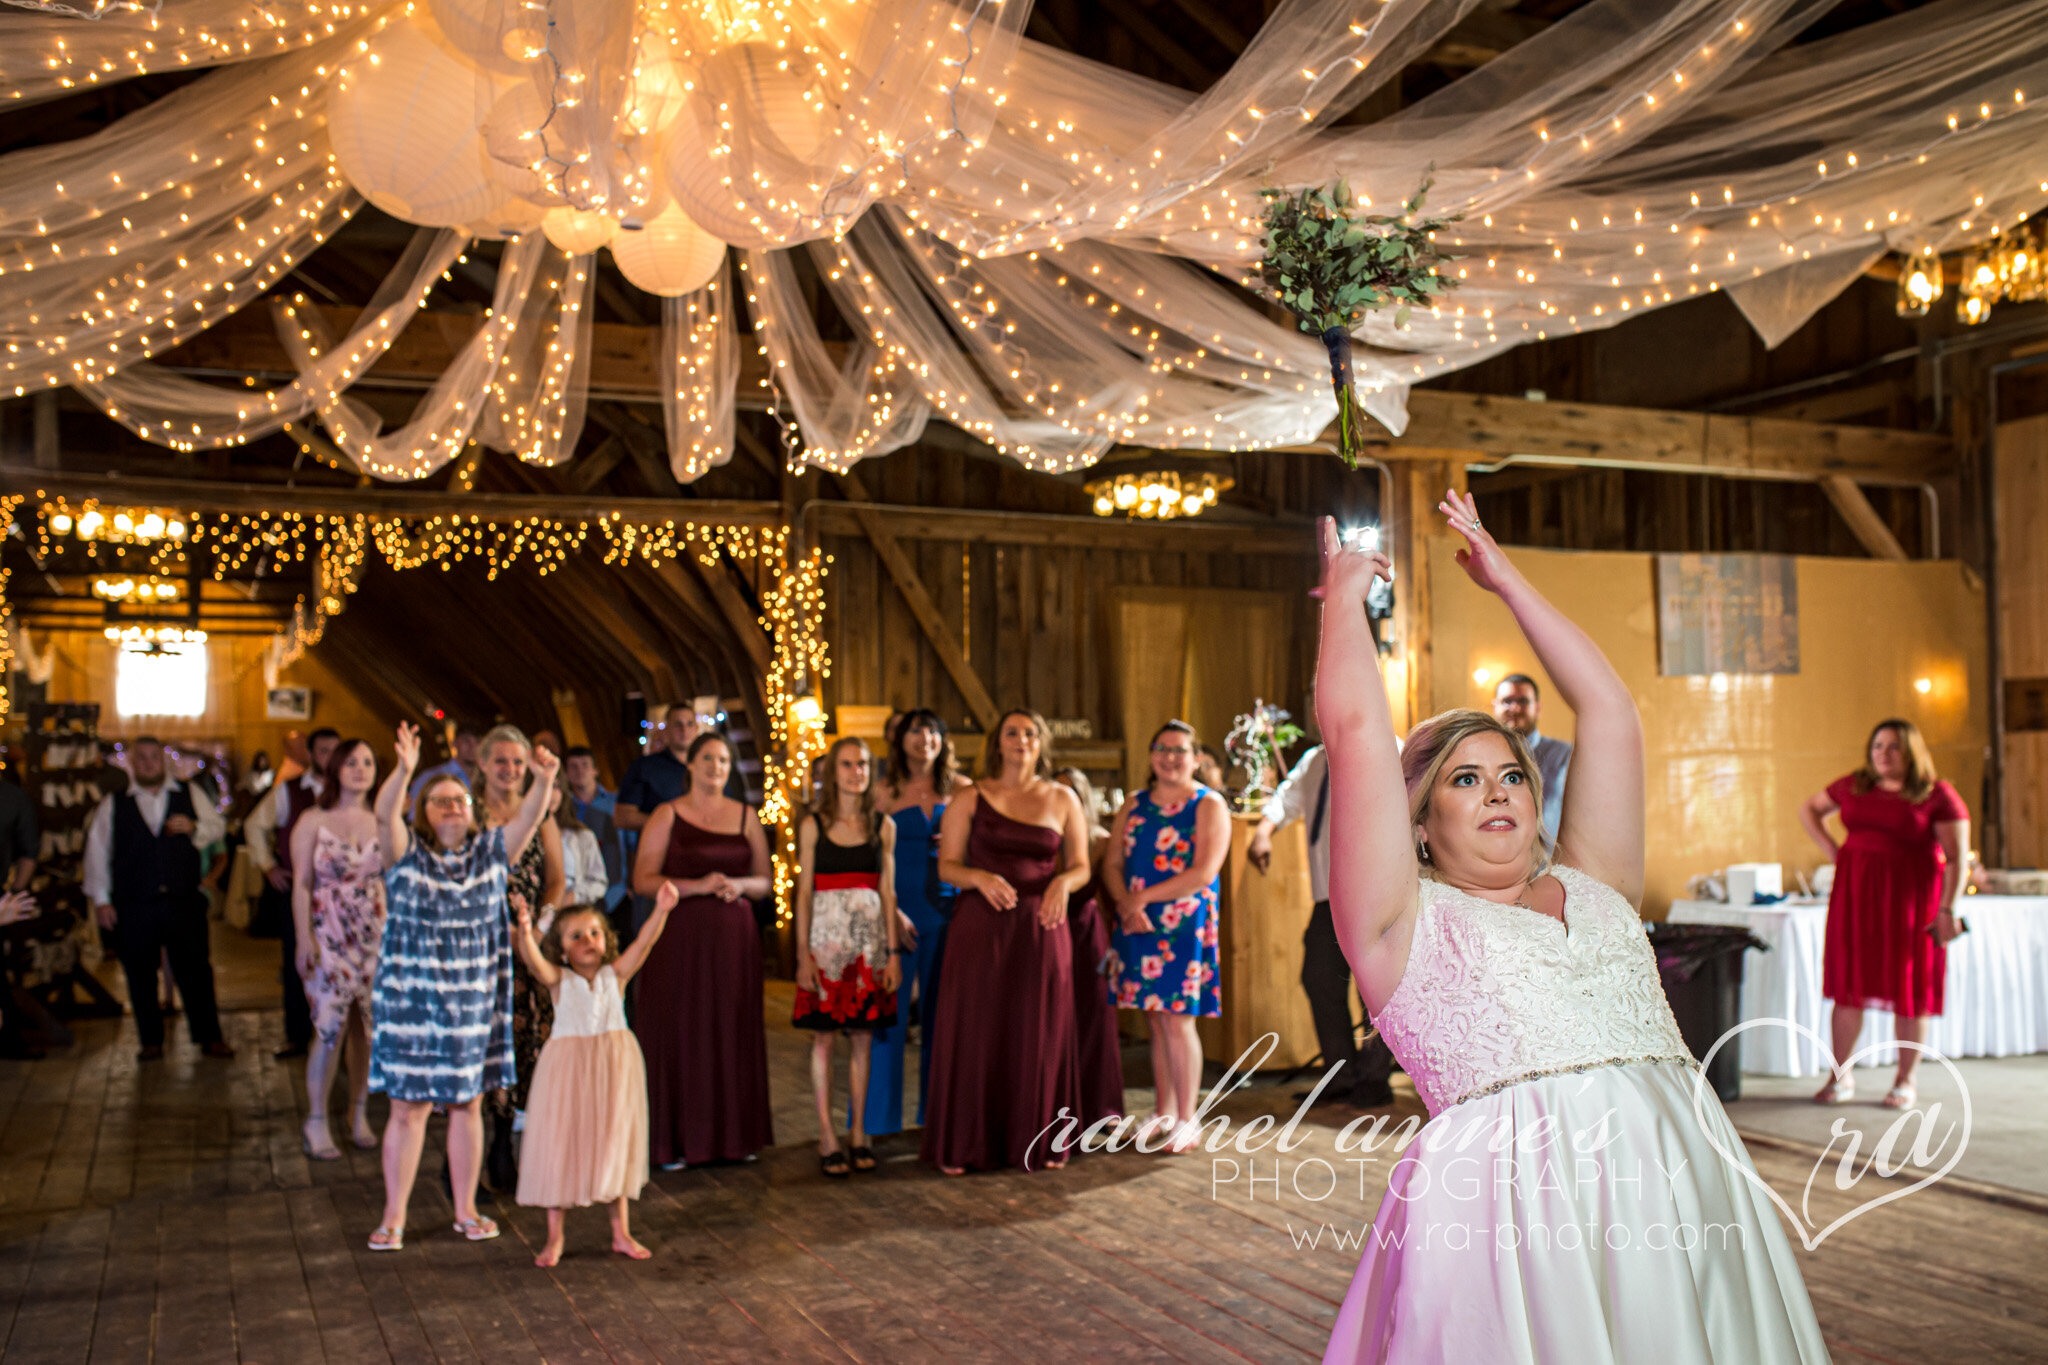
[[365, 723, 555, 1253], [368, 826, 515, 1105]]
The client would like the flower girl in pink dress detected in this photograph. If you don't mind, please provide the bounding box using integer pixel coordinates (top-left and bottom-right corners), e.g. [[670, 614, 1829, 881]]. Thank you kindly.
[[510, 881, 677, 1267]]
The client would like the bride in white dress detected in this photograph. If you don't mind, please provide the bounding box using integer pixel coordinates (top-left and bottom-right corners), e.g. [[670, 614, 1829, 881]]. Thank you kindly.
[[1317, 494, 1829, 1365]]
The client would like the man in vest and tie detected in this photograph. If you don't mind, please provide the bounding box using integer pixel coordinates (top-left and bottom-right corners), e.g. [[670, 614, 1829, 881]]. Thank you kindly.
[[86, 736, 232, 1062], [1248, 737, 1397, 1109]]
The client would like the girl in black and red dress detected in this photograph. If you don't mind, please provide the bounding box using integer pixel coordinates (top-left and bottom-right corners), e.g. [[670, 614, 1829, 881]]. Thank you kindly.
[[794, 738, 901, 1176]]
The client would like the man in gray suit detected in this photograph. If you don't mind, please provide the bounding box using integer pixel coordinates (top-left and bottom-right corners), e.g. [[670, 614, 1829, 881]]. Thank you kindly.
[[1492, 674, 1571, 846]]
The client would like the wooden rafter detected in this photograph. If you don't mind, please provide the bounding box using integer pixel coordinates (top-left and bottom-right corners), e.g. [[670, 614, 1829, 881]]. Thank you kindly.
[[1817, 474, 1911, 561]]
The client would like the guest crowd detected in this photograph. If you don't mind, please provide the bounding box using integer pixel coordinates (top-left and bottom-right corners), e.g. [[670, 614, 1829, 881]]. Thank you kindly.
[[75, 701, 1235, 1260]]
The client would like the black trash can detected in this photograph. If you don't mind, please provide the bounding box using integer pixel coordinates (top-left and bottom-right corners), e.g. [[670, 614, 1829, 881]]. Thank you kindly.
[[1647, 923, 1769, 1103]]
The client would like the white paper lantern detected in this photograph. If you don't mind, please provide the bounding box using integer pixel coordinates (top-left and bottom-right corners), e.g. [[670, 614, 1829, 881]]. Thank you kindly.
[[326, 15, 507, 227], [726, 43, 828, 161], [608, 203, 727, 297], [542, 206, 619, 255]]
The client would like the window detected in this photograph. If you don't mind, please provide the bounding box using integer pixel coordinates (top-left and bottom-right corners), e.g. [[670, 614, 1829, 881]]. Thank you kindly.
[[115, 642, 208, 718]]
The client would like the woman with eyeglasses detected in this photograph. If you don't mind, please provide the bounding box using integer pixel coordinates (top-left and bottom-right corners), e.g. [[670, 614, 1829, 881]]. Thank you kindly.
[[923, 709, 1092, 1174], [1104, 721, 1229, 1153], [365, 722, 556, 1251]]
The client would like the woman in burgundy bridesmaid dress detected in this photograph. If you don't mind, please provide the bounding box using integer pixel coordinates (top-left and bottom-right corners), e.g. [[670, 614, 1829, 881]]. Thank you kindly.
[[1056, 766, 1126, 1125], [631, 733, 776, 1167], [923, 710, 1094, 1173]]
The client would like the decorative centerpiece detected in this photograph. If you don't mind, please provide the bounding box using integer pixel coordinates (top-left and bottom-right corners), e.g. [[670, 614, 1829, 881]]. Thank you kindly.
[[1258, 178, 1458, 466], [1224, 698, 1304, 814]]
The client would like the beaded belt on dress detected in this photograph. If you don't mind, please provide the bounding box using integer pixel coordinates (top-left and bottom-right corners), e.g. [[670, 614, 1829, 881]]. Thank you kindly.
[[1443, 1052, 1697, 1110]]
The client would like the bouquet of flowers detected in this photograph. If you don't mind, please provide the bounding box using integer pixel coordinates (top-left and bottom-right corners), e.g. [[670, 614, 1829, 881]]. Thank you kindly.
[[1224, 698, 1304, 814], [1258, 177, 1458, 466]]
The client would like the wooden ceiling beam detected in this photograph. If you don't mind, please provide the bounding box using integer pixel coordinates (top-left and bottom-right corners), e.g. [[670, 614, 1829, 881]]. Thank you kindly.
[[1345, 389, 1953, 485], [808, 502, 1316, 554]]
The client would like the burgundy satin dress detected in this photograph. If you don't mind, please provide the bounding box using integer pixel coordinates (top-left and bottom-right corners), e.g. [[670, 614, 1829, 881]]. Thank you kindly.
[[1068, 869, 1126, 1124], [922, 798, 1082, 1171], [634, 813, 774, 1166]]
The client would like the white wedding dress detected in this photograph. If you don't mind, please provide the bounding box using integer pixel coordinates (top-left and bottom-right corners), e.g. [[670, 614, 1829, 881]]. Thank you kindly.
[[1323, 865, 1830, 1364]]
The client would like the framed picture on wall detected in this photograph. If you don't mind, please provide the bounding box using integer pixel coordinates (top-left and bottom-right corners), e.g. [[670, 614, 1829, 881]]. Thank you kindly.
[[265, 686, 312, 721]]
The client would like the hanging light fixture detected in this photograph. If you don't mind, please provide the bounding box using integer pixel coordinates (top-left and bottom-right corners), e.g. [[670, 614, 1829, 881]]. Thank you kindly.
[[1944, 217, 2046, 325], [92, 576, 183, 604], [1085, 459, 1235, 520], [49, 505, 190, 545], [1895, 246, 1944, 318]]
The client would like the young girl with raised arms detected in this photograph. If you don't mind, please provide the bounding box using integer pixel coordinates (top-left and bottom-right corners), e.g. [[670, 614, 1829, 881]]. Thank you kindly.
[[510, 881, 678, 1267]]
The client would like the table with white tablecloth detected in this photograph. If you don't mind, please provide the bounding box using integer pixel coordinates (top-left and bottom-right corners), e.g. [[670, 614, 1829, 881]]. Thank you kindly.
[[1663, 894, 2048, 1076]]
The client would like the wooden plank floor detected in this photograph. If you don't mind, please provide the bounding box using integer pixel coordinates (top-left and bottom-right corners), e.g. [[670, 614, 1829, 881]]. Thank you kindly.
[[3, 998, 2046, 1362]]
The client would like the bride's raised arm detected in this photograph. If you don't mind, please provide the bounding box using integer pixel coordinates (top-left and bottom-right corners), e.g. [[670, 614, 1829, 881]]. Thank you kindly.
[[1437, 490, 1646, 905], [1314, 518, 1418, 1008]]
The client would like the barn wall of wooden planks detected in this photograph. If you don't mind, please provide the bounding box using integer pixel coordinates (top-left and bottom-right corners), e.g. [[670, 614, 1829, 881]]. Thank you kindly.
[[813, 444, 1381, 770]]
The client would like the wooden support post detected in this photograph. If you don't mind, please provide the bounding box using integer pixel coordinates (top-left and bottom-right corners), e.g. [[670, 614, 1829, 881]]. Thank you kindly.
[[552, 688, 592, 751], [1817, 474, 1911, 561], [1386, 457, 1472, 731], [835, 471, 1002, 731]]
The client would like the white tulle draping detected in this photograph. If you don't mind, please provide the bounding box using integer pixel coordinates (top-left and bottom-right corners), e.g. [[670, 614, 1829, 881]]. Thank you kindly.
[[0, 0, 380, 108], [658, 267, 740, 481], [4, 0, 2045, 481], [80, 228, 468, 452], [0, 32, 366, 398]]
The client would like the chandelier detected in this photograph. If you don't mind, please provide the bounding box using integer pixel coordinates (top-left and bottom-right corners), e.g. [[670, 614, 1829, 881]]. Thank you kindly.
[[49, 507, 188, 545], [1086, 468, 1235, 520], [1956, 220, 2046, 325], [104, 625, 207, 646], [93, 576, 183, 604]]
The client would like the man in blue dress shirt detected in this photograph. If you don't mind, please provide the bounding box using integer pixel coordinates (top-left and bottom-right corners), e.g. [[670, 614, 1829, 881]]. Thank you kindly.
[[1492, 673, 1572, 847]]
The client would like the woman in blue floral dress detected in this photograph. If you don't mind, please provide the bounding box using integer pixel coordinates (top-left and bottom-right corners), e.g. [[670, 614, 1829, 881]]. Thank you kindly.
[[1105, 720, 1230, 1153]]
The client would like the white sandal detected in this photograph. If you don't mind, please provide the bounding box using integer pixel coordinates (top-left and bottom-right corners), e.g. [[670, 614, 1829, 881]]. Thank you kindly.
[[1812, 1073, 1855, 1105], [367, 1226, 404, 1252], [1881, 1082, 1916, 1109]]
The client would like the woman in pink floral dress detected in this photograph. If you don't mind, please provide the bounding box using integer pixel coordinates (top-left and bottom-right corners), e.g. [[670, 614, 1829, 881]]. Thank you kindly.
[[1105, 721, 1229, 1153], [290, 737, 387, 1160]]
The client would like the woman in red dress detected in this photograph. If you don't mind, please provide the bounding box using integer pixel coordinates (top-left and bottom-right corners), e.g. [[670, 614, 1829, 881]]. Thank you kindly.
[[922, 710, 1093, 1173], [631, 733, 775, 1167], [1799, 718, 1970, 1109]]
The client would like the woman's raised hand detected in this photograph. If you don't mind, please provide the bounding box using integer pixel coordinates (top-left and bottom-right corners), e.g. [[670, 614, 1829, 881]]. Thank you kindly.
[[528, 744, 560, 784], [1312, 517, 1394, 605], [393, 721, 421, 773], [1439, 489, 1515, 594]]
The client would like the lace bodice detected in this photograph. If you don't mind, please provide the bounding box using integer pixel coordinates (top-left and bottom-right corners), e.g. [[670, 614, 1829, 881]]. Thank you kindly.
[[550, 965, 628, 1039], [1372, 865, 1691, 1115]]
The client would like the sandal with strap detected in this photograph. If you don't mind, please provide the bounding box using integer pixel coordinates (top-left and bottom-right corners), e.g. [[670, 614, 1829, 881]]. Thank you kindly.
[[1812, 1073, 1855, 1105], [1881, 1082, 1917, 1110], [848, 1145, 876, 1173], [452, 1216, 501, 1242], [367, 1226, 405, 1253], [820, 1149, 850, 1178]]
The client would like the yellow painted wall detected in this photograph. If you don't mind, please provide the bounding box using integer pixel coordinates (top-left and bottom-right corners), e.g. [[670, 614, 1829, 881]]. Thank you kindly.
[[35, 628, 395, 767], [1427, 542, 1988, 916]]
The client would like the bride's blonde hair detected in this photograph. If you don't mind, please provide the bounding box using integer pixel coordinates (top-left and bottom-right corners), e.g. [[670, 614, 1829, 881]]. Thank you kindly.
[[1402, 708, 1551, 875]]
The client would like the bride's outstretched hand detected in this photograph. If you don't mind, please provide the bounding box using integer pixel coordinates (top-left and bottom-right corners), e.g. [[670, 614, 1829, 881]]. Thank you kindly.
[[1311, 516, 1394, 604], [1439, 490, 1515, 594]]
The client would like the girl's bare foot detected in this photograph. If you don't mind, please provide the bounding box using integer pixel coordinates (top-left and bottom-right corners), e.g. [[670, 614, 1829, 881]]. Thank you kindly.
[[612, 1234, 652, 1260], [534, 1239, 565, 1268], [940, 1164, 966, 1176]]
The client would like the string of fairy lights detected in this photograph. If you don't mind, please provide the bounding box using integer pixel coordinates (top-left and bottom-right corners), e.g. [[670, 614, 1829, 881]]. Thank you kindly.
[[9, 493, 829, 922]]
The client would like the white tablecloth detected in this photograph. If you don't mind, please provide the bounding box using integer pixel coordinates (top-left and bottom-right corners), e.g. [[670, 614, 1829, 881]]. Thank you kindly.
[[1664, 895, 2048, 1076]]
